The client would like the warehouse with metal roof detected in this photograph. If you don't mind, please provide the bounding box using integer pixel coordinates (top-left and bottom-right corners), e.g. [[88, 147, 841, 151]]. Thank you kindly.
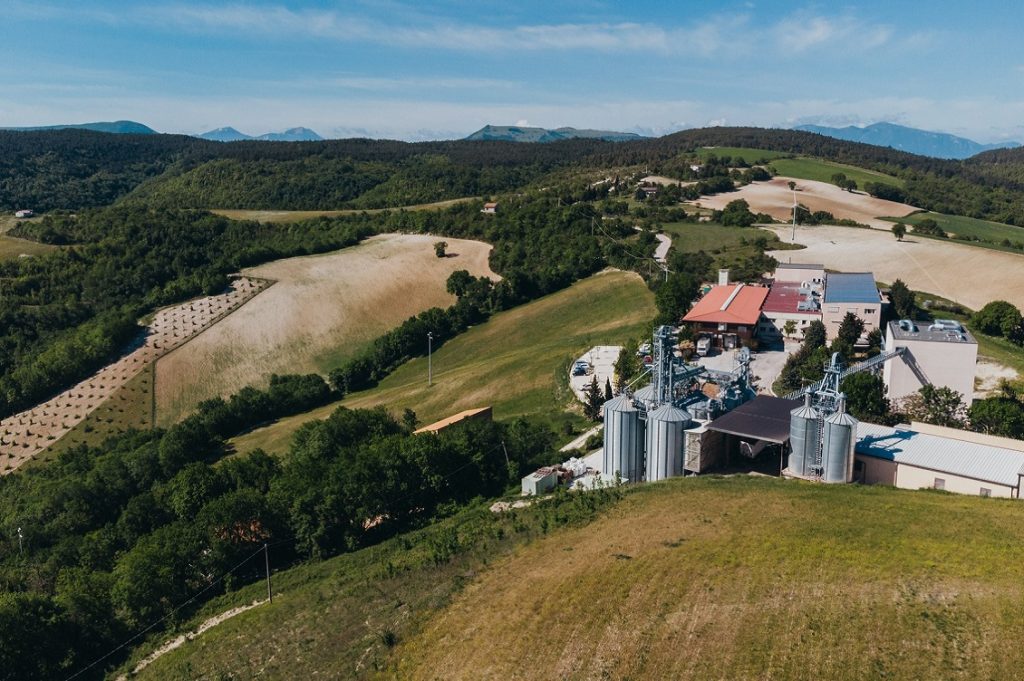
[[821, 272, 882, 341], [855, 422, 1024, 498]]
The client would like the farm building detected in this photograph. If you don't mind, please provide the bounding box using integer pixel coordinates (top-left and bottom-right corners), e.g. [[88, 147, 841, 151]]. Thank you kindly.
[[882, 319, 978, 407], [14, 209, 33, 218], [682, 282, 769, 349], [413, 406, 492, 435], [481, 202, 498, 214], [820, 272, 883, 341], [855, 421, 1024, 498], [758, 280, 823, 340]]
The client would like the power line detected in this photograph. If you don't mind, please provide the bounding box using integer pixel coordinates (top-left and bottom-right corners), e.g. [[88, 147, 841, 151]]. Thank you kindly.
[[65, 545, 267, 681]]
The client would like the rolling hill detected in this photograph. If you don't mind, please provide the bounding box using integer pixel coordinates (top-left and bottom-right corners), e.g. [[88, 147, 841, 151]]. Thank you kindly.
[[197, 126, 323, 141], [795, 122, 1020, 160], [127, 475, 1024, 680], [465, 124, 644, 142], [0, 120, 157, 134]]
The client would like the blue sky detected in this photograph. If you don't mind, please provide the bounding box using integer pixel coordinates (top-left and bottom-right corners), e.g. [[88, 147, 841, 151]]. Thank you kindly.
[[1, 0, 1023, 141]]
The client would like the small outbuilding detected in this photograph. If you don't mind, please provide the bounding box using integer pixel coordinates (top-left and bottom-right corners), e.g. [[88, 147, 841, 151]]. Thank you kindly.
[[521, 467, 558, 496], [481, 202, 498, 214], [14, 209, 34, 219]]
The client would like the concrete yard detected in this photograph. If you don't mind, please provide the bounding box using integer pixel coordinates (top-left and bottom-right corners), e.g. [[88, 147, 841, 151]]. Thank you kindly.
[[569, 346, 622, 402], [694, 343, 796, 396]]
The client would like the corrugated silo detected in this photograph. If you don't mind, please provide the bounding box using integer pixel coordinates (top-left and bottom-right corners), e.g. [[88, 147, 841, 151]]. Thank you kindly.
[[821, 399, 858, 483], [603, 395, 643, 482], [645, 404, 692, 481], [633, 384, 657, 412], [788, 393, 820, 478]]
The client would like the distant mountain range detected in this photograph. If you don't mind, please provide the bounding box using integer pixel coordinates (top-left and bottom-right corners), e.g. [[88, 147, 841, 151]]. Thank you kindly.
[[0, 120, 157, 135], [465, 125, 644, 143], [196, 126, 324, 142], [793, 122, 1020, 160]]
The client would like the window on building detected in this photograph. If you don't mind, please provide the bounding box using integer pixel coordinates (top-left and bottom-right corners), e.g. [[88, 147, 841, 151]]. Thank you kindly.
[[934, 478, 946, 490], [827, 306, 839, 313], [864, 308, 876, 315], [980, 488, 991, 498]]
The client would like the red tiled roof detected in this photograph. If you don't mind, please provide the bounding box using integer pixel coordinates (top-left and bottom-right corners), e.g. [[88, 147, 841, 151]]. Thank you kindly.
[[683, 284, 768, 326], [762, 282, 821, 315]]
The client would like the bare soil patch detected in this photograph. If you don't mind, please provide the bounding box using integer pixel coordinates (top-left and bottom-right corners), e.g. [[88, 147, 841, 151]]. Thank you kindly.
[[692, 177, 918, 230], [0, 278, 267, 472], [764, 224, 1024, 312], [155, 234, 496, 425]]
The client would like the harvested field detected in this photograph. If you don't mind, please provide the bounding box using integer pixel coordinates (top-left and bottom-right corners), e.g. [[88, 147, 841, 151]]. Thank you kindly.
[[0, 278, 267, 472], [211, 198, 475, 224], [692, 177, 918, 230], [155, 234, 496, 426], [764, 224, 1024, 312]]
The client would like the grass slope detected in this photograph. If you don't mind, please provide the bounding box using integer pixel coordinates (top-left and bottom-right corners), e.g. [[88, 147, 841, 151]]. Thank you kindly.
[[393, 476, 1024, 680], [693, 147, 791, 162], [230, 270, 655, 455], [129, 476, 1024, 680], [0, 234, 55, 262], [772, 157, 905, 188]]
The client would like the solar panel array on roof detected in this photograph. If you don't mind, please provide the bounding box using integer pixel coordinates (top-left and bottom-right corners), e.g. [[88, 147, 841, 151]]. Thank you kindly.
[[856, 422, 1024, 487], [824, 273, 879, 304]]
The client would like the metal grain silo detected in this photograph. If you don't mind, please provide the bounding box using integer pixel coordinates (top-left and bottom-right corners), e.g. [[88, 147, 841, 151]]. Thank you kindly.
[[645, 404, 692, 482], [788, 393, 820, 478], [821, 399, 858, 484], [603, 395, 643, 482], [633, 384, 657, 412]]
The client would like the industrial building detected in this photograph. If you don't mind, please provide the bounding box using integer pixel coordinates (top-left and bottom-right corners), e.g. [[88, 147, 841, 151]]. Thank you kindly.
[[774, 263, 826, 284], [882, 319, 978, 407], [758, 279, 823, 340], [820, 272, 883, 341], [521, 467, 558, 496], [855, 421, 1024, 498]]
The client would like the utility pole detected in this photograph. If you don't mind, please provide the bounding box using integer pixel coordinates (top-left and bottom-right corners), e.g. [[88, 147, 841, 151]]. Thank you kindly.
[[264, 543, 272, 604], [17, 527, 23, 555], [791, 188, 797, 242], [427, 332, 434, 387], [501, 440, 510, 468]]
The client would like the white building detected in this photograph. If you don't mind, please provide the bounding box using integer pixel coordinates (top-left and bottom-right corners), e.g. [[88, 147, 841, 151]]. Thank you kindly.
[[14, 209, 33, 219], [856, 421, 1024, 498], [521, 467, 558, 496], [821, 272, 883, 341], [773, 263, 825, 284], [882, 319, 978, 407]]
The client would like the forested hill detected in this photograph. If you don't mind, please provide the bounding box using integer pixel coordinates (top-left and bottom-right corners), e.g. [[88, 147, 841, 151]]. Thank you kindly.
[[5, 126, 1024, 223]]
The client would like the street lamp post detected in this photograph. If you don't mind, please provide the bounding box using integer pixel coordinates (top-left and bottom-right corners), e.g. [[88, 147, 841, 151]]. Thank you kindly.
[[427, 332, 434, 387]]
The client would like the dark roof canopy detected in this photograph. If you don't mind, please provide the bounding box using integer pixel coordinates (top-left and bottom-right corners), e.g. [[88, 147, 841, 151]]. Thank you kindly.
[[707, 396, 800, 444]]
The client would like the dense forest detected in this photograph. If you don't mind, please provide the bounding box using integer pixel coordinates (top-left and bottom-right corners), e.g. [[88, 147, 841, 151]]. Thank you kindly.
[[5, 126, 1024, 225]]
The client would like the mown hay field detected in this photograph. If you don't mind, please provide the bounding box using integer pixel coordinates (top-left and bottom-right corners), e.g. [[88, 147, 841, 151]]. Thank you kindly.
[[155, 234, 496, 426]]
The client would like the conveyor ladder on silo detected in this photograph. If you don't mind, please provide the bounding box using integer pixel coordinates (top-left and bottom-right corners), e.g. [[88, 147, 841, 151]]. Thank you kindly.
[[783, 347, 911, 401]]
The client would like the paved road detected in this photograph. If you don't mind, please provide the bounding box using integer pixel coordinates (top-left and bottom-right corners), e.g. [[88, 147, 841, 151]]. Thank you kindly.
[[653, 233, 671, 263]]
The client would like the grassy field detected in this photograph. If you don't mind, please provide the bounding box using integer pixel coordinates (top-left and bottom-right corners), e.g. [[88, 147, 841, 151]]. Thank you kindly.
[[661, 221, 804, 268], [693, 146, 791, 163], [0, 234, 56, 261], [880, 211, 1024, 251], [155, 234, 495, 426], [230, 270, 656, 455], [128, 476, 1024, 680], [771, 157, 905, 188], [211, 198, 475, 224]]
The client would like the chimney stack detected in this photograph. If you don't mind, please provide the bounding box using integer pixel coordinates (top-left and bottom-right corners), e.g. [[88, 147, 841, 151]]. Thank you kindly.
[[718, 269, 730, 286]]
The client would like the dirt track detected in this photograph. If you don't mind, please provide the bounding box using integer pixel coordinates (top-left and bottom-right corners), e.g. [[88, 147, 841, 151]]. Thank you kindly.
[[765, 224, 1024, 311], [155, 234, 496, 425], [0, 278, 267, 472], [694, 177, 918, 230]]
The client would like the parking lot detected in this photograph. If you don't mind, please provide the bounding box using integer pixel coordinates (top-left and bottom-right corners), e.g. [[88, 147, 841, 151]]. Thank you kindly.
[[569, 345, 621, 402]]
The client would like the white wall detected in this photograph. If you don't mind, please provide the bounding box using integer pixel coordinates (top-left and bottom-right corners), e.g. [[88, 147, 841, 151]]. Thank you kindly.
[[821, 302, 881, 341], [883, 330, 978, 407], [856, 455, 1015, 497]]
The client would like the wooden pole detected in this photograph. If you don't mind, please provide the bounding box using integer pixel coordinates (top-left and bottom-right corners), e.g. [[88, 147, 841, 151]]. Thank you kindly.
[[264, 543, 272, 604]]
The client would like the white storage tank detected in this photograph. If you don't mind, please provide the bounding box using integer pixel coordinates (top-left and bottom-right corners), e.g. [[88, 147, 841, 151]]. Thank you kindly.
[[645, 404, 692, 481], [821, 399, 858, 483], [788, 393, 820, 478], [603, 395, 643, 482]]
